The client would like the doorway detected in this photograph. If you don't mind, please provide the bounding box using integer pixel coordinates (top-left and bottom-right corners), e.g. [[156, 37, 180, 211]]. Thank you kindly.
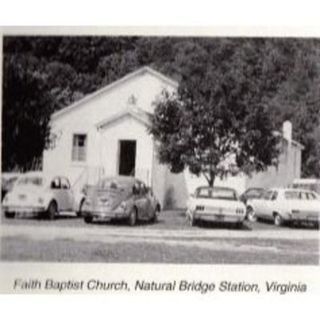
[[118, 140, 136, 176]]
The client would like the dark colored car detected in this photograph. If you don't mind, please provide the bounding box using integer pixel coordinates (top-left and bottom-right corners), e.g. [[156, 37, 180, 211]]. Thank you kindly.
[[240, 187, 265, 205], [82, 176, 161, 226]]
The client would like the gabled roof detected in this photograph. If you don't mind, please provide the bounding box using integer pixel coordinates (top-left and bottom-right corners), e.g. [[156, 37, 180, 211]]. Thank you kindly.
[[51, 66, 178, 121], [96, 107, 151, 130]]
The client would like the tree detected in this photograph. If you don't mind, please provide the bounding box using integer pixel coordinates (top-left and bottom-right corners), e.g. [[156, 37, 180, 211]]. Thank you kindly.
[[149, 40, 285, 187], [2, 54, 54, 171]]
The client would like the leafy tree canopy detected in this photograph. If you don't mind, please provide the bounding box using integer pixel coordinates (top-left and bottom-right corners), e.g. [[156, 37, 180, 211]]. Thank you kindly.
[[2, 37, 320, 177]]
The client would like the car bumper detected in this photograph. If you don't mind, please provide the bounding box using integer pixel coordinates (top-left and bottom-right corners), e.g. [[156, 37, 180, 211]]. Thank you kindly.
[[2, 205, 45, 215], [194, 212, 245, 223], [83, 209, 128, 220], [290, 214, 320, 223]]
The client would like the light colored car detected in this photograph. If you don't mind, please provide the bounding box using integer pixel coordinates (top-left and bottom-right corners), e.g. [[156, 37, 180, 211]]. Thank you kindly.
[[2, 171, 85, 219], [246, 188, 320, 227], [82, 176, 161, 226], [186, 186, 246, 228]]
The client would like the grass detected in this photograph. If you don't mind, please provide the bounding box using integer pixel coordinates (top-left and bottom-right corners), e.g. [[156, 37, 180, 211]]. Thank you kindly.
[[1, 236, 318, 264]]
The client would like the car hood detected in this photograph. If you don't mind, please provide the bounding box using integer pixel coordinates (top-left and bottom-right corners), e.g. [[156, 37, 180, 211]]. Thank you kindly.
[[87, 187, 131, 210]]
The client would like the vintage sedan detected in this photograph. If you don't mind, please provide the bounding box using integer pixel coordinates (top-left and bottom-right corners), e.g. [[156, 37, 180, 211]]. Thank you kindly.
[[82, 176, 161, 226], [239, 187, 265, 205], [2, 171, 85, 219], [246, 188, 320, 227], [186, 186, 246, 228]]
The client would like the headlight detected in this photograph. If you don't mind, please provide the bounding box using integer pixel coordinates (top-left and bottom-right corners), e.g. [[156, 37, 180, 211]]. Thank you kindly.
[[85, 199, 91, 205], [119, 201, 127, 210]]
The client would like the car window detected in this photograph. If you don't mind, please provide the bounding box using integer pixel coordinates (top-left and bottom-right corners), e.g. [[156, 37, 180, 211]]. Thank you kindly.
[[307, 192, 317, 200], [246, 189, 263, 197], [140, 183, 147, 195], [284, 191, 300, 200], [300, 192, 308, 200], [51, 177, 61, 189], [271, 191, 278, 201], [60, 177, 70, 190], [17, 176, 43, 187], [263, 191, 273, 200], [196, 187, 237, 200]]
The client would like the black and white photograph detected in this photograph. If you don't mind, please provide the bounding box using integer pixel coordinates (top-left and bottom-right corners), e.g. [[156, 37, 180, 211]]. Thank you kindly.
[[1, 31, 319, 266]]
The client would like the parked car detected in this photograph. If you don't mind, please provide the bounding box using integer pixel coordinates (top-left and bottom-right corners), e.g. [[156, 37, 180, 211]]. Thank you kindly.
[[240, 187, 265, 205], [1, 172, 21, 200], [82, 176, 161, 226], [2, 171, 85, 219], [186, 186, 246, 228], [246, 188, 320, 227]]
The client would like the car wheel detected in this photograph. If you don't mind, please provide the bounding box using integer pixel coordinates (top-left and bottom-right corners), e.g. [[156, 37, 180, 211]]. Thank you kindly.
[[246, 206, 257, 222], [47, 201, 58, 220], [5, 212, 15, 219], [274, 213, 283, 227], [151, 205, 160, 223], [235, 221, 243, 229], [77, 199, 85, 217], [84, 216, 93, 224], [128, 207, 137, 226]]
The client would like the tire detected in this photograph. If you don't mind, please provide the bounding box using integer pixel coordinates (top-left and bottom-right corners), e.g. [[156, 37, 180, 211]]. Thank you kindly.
[[189, 214, 198, 227], [246, 206, 257, 222], [46, 201, 58, 220], [127, 207, 137, 226], [274, 213, 283, 227], [150, 205, 160, 223], [76, 199, 85, 217], [5, 212, 15, 219], [235, 221, 243, 229], [84, 216, 93, 224]]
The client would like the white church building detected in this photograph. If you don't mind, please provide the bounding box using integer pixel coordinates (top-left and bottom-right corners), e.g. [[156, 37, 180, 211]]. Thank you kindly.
[[43, 66, 303, 208]]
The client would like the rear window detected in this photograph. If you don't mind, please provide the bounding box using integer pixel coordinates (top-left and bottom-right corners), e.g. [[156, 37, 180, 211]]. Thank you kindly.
[[284, 191, 301, 200], [98, 178, 131, 191], [196, 187, 238, 200], [17, 176, 43, 187]]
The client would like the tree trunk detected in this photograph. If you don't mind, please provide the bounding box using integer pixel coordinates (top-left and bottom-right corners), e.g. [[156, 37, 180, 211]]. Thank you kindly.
[[208, 172, 215, 187]]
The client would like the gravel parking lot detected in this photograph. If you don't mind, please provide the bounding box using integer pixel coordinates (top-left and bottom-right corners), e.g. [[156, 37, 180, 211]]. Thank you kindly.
[[1, 210, 319, 264]]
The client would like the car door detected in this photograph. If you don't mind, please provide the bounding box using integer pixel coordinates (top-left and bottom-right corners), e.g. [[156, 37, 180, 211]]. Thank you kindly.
[[60, 177, 74, 211], [50, 177, 65, 211], [257, 190, 273, 219], [264, 191, 278, 220]]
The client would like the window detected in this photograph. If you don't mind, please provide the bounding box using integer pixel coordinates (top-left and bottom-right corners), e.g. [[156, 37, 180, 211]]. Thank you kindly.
[[60, 177, 70, 190], [263, 191, 273, 200], [72, 134, 87, 162], [271, 191, 278, 201], [50, 177, 60, 189]]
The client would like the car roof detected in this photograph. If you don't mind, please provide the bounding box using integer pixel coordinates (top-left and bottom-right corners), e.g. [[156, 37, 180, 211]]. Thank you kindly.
[[268, 187, 315, 193], [100, 176, 141, 184], [196, 186, 237, 192]]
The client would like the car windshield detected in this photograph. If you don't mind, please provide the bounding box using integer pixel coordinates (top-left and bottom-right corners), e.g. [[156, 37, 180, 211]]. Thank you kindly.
[[98, 178, 131, 192], [196, 187, 238, 200], [17, 176, 43, 187], [284, 191, 301, 200]]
